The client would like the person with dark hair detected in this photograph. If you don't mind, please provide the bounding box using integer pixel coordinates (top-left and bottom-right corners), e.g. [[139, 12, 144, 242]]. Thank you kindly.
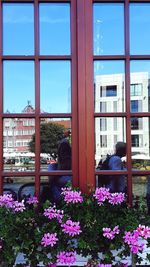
[[50, 130, 72, 203], [107, 141, 127, 193]]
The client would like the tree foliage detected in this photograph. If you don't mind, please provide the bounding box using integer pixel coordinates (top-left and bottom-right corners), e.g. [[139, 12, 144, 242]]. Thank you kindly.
[[29, 122, 65, 156]]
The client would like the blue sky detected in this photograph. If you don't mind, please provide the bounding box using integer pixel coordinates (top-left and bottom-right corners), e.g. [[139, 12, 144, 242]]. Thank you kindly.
[[3, 3, 150, 113]]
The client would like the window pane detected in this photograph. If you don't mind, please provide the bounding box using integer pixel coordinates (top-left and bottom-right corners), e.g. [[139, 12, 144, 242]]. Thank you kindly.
[[39, 4, 70, 55], [40, 118, 71, 171], [40, 61, 71, 113], [131, 117, 150, 170], [3, 4, 34, 55], [130, 4, 150, 55], [93, 3, 124, 55], [133, 176, 148, 209], [95, 117, 126, 168], [130, 61, 150, 112], [3, 118, 35, 171], [4, 177, 35, 201], [94, 61, 125, 112], [3, 61, 35, 113]]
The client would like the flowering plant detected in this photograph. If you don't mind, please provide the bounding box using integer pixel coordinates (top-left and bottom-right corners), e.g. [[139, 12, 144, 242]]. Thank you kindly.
[[0, 187, 150, 267]]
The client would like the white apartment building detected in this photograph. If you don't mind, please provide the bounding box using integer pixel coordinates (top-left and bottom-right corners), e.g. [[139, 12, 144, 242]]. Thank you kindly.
[[95, 72, 150, 164]]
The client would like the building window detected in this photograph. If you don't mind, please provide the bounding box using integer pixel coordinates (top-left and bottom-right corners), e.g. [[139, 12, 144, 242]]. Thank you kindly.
[[131, 100, 142, 112], [113, 101, 117, 112], [100, 135, 107, 147], [132, 135, 139, 147], [100, 85, 117, 97], [100, 102, 107, 112], [131, 118, 143, 130], [100, 118, 107, 131], [130, 83, 142, 96], [113, 118, 117, 131]]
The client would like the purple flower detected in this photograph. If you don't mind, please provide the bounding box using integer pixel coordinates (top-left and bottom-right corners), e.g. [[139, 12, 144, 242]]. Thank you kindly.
[[0, 194, 14, 208], [26, 196, 38, 205], [61, 219, 82, 237], [41, 233, 58, 247], [12, 200, 25, 212], [108, 193, 125, 205], [44, 205, 63, 223], [57, 251, 76, 266], [103, 226, 120, 240], [93, 187, 110, 205], [123, 230, 145, 254], [61, 187, 83, 204], [135, 225, 150, 239]]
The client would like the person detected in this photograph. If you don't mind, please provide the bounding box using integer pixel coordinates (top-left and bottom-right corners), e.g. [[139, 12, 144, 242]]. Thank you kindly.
[[50, 130, 72, 203], [107, 141, 127, 193]]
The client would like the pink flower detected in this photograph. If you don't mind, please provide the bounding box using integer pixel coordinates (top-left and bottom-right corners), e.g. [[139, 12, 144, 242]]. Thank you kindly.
[[93, 187, 110, 205], [41, 233, 58, 247], [13, 200, 25, 212], [135, 225, 150, 239], [0, 194, 14, 208], [103, 226, 120, 240], [26, 196, 38, 205], [123, 230, 145, 254], [108, 193, 125, 205], [61, 219, 82, 237], [44, 205, 63, 223], [57, 251, 76, 266], [61, 187, 83, 204]]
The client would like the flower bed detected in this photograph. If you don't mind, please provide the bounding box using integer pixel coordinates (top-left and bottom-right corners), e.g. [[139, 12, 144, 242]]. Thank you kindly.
[[0, 187, 150, 267]]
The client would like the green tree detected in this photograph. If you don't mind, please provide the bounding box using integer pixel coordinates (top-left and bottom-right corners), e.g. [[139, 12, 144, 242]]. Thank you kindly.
[[29, 122, 65, 157]]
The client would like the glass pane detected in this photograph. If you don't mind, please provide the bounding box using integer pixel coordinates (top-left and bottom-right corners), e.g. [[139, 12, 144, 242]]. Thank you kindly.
[[130, 4, 150, 55], [131, 117, 150, 170], [94, 61, 125, 112], [40, 175, 72, 203], [96, 175, 127, 194], [40, 61, 71, 113], [133, 176, 149, 213], [39, 3, 70, 55], [3, 4, 34, 55], [93, 3, 124, 55], [4, 176, 35, 201], [130, 60, 150, 112], [95, 117, 126, 168], [3, 61, 35, 113], [39, 118, 71, 171], [3, 118, 35, 171]]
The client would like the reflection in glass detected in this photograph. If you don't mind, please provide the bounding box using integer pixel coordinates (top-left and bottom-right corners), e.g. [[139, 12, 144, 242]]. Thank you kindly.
[[95, 117, 126, 168], [94, 61, 125, 112], [130, 60, 150, 112], [4, 177, 35, 201], [131, 117, 150, 170], [39, 117, 72, 202], [93, 3, 124, 55], [3, 61, 35, 113], [3, 118, 35, 171], [40, 176, 52, 203], [39, 4, 70, 55], [130, 4, 150, 55], [40, 61, 71, 113], [133, 176, 149, 212], [3, 4, 34, 55], [39, 118, 71, 171]]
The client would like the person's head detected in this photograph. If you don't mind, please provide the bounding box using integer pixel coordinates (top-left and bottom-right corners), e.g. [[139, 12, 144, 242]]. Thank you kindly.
[[115, 141, 126, 157], [63, 130, 71, 138]]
